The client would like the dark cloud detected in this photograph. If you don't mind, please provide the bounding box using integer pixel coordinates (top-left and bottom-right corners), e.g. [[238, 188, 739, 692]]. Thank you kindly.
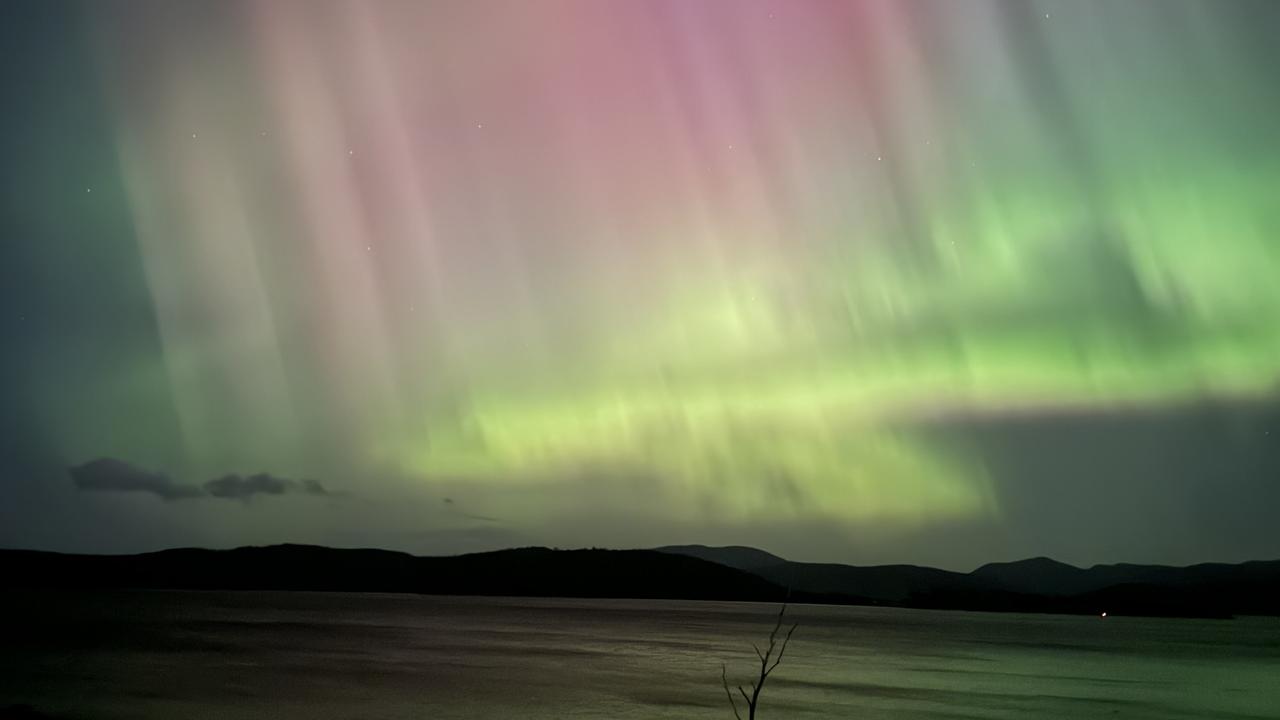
[[204, 473, 331, 500], [69, 458, 203, 500], [69, 459, 332, 502], [913, 397, 1280, 567]]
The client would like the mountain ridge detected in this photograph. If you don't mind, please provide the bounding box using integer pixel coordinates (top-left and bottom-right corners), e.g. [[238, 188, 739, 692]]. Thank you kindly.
[[4, 544, 1278, 619], [655, 545, 1280, 617]]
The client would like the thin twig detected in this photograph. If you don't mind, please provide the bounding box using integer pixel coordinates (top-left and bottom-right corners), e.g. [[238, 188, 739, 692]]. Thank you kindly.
[[721, 663, 743, 720], [765, 623, 798, 675], [720, 602, 799, 719]]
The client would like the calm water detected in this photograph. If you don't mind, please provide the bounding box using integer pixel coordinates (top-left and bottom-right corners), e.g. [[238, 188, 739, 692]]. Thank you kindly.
[[2, 591, 1278, 719]]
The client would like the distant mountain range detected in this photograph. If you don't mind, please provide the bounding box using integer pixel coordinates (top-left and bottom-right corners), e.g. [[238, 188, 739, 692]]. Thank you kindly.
[[657, 545, 1280, 618], [4, 544, 1278, 619]]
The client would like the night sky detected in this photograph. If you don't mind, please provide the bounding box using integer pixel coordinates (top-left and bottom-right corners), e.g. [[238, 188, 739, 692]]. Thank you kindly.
[[2, 0, 1279, 570]]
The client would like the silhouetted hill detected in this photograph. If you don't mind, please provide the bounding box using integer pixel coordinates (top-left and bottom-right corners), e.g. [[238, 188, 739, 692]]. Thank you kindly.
[[655, 546, 980, 603], [971, 556, 1093, 595], [756, 561, 974, 603], [0, 545, 786, 603], [657, 546, 1280, 618], [654, 545, 787, 571], [4, 544, 1277, 618], [969, 557, 1280, 608], [420, 547, 785, 600]]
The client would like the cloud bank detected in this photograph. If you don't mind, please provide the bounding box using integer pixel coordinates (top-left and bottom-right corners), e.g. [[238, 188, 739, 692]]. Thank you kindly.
[[69, 459, 332, 502], [205, 473, 330, 499]]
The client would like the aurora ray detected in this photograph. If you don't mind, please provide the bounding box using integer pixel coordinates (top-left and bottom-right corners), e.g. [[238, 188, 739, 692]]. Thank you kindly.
[[3, 0, 1278, 566]]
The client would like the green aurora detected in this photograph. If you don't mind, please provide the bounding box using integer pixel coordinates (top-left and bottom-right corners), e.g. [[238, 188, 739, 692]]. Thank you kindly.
[[2, 0, 1279, 566]]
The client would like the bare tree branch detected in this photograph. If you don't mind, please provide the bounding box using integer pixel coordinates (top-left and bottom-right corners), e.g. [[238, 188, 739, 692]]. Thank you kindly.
[[721, 663, 743, 720], [765, 623, 798, 676], [720, 603, 798, 719]]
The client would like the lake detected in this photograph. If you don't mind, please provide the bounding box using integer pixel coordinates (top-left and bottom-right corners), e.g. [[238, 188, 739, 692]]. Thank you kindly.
[[2, 591, 1278, 719]]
